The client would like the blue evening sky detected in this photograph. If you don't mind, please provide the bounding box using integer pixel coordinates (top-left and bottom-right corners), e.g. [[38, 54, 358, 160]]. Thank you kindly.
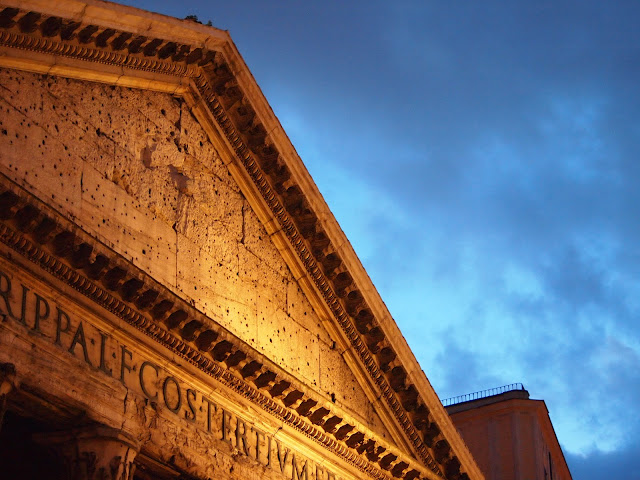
[[119, 2, 640, 478]]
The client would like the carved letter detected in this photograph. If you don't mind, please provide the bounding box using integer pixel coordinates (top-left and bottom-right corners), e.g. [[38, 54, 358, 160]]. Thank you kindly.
[[0, 272, 28, 326], [120, 345, 133, 385], [236, 418, 250, 456], [221, 408, 233, 445], [202, 396, 217, 433], [254, 427, 266, 464], [32, 293, 49, 334], [0, 271, 11, 317], [139, 361, 159, 401], [292, 455, 308, 480], [185, 389, 197, 423], [162, 376, 181, 414], [55, 308, 70, 346], [98, 332, 112, 376], [68, 322, 91, 366], [13, 284, 28, 326], [276, 439, 290, 473]]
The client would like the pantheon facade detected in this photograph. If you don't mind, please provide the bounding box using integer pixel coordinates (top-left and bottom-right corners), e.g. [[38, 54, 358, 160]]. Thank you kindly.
[[0, 1, 484, 479]]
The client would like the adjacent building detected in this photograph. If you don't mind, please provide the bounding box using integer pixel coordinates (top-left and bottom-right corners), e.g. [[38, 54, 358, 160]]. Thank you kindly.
[[444, 385, 572, 480]]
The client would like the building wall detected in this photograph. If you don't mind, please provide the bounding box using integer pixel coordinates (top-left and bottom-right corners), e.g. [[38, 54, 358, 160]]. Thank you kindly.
[[447, 396, 572, 480]]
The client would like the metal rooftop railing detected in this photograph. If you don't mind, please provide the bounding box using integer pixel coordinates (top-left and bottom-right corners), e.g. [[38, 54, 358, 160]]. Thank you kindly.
[[440, 383, 526, 407]]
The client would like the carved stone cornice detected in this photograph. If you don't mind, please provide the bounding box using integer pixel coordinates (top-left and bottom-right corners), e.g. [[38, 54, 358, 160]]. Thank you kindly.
[[0, 3, 480, 479]]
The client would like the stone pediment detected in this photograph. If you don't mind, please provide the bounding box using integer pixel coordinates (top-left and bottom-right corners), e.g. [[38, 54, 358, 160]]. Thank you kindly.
[[0, 2, 483, 480]]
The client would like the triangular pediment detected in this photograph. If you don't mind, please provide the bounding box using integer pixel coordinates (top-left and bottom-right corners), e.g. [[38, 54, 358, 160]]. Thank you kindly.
[[0, 2, 484, 480]]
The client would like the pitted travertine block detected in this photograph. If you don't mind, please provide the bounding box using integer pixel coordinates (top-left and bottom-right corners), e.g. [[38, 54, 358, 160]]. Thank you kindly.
[[177, 101, 228, 177], [242, 197, 291, 280], [287, 280, 335, 348], [175, 232, 258, 344], [257, 292, 320, 385], [1, 68, 45, 115], [318, 341, 393, 441], [80, 163, 178, 288], [41, 77, 120, 170], [0, 68, 392, 440], [0, 73, 83, 219]]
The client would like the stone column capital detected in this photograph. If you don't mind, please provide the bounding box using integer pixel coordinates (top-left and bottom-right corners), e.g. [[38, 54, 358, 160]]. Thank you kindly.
[[35, 424, 140, 480]]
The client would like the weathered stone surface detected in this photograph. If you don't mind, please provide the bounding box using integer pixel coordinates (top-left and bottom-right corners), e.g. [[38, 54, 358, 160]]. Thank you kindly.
[[0, 4, 489, 479], [257, 295, 319, 385], [0, 71, 83, 219], [80, 163, 178, 288], [0, 264, 341, 480], [286, 281, 334, 347], [0, 68, 392, 441]]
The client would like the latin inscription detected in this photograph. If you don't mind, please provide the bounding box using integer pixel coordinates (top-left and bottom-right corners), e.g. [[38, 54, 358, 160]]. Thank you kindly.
[[0, 269, 340, 480]]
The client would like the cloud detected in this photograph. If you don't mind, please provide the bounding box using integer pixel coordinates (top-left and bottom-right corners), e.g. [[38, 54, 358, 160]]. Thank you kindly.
[[566, 442, 640, 480], [250, 2, 640, 469]]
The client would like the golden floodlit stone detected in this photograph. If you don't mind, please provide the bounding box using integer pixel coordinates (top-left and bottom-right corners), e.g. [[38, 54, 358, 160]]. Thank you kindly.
[[0, 1, 487, 479]]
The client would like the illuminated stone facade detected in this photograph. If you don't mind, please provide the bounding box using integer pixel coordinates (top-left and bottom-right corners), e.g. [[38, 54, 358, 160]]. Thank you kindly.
[[0, 1, 483, 479]]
